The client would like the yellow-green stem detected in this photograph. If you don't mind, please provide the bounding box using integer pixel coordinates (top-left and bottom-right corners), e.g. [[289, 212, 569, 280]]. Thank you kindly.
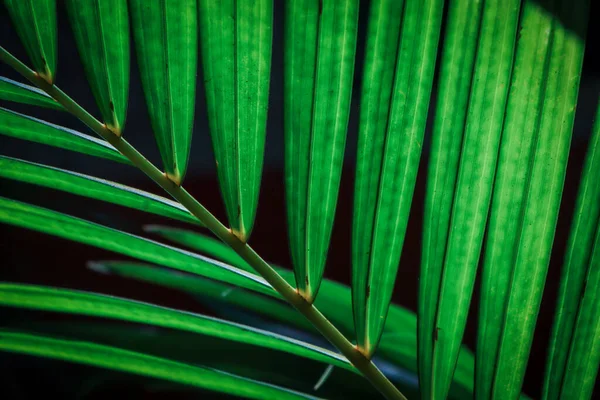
[[0, 46, 406, 400]]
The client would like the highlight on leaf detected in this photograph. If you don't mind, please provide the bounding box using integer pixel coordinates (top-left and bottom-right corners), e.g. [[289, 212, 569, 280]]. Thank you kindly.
[[0, 156, 201, 226], [0, 330, 318, 400], [0, 107, 127, 163], [0, 76, 62, 109], [419, 0, 522, 398]]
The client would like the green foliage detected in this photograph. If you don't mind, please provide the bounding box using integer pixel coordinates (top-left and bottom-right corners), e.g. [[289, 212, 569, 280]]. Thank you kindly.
[[199, 0, 273, 240], [129, 0, 197, 184], [0, 0, 596, 399], [284, 0, 359, 300], [64, 0, 130, 133]]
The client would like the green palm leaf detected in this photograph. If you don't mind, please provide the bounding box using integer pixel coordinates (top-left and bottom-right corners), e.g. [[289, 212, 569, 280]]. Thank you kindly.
[[0, 330, 318, 400], [129, 0, 197, 184], [476, 1, 558, 397], [0, 197, 272, 297], [0, 76, 62, 109], [417, 0, 483, 396], [352, 0, 443, 357], [90, 259, 478, 399], [478, 0, 588, 397], [198, 0, 273, 241], [543, 101, 600, 400], [3, 0, 57, 83], [421, 0, 522, 398], [145, 225, 244, 265], [64, 0, 130, 134], [284, 0, 359, 301], [0, 107, 127, 163], [0, 156, 201, 226], [0, 283, 351, 372]]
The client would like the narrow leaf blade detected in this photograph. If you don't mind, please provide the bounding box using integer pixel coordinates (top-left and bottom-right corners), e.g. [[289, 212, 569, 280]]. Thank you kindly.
[[543, 101, 600, 400], [284, 0, 359, 300], [0, 197, 272, 296], [90, 259, 479, 399], [353, 0, 444, 356], [426, 0, 522, 398], [418, 1, 483, 397], [0, 283, 351, 372], [481, 1, 589, 397], [476, 2, 557, 397], [0, 76, 62, 109], [198, 0, 273, 240], [65, 0, 130, 134], [0, 330, 317, 400], [3, 0, 57, 82], [0, 156, 201, 226], [0, 107, 127, 163], [129, 0, 197, 184]]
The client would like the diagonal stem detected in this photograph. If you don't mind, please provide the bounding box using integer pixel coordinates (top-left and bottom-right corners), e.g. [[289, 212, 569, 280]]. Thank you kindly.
[[0, 46, 406, 400]]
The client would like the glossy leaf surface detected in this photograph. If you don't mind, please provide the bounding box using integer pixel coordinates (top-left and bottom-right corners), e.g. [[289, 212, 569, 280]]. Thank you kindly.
[[0, 283, 351, 372], [418, 0, 483, 396], [129, 0, 197, 184], [4, 0, 57, 82], [65, 0, 130, 133], [198, 0, 273, 240], [0, 76, 62, 109], [0, 107, 127, 163], [0, 156, 201, 226], [0, 330, 317, 400], [90, 259, 478, 399], [0, 197, 272, 296], [542, 37, 599, 400], [478, 0, 588, 397], [421, 0, 522, 398], [284, 0, 359, 301], [352, 0, 444, 356]]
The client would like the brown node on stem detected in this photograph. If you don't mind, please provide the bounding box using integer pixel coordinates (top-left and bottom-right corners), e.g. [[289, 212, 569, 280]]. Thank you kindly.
[[356, 344, 373, 360], [297, 285, 315, 305], [164, 171, 182, 187], [35, 70, 53, 86], [105, 122, 122, 138], [231, 227, 248, 244]]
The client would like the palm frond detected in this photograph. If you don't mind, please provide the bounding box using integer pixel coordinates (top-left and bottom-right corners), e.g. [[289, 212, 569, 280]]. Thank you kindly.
[[0, 156, 201, 226], [198, 0, 273, 241], [543, 101, 600, 400], [0, 197, 271, 296], [64, 0, 129, 134], [352, 0, 444, 357], [284, 0, 359, 301], [0, 283, 350, 372], [418, 0, 483, 395], [0, 76, 62, 109], [0, 107, 127, 163], [479, 0, 589, 397], [421, 0, 522, 397], [0, 330, 318, 400], [129, 0, 197, 184], [3, 0, 57, 83]]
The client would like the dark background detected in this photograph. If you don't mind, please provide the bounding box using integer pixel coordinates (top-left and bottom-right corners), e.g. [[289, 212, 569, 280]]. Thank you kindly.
[[1, 1, 599, 399]]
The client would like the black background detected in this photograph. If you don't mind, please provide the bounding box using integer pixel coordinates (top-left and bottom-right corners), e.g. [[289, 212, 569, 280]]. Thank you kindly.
[[1, 1, 599, 399]]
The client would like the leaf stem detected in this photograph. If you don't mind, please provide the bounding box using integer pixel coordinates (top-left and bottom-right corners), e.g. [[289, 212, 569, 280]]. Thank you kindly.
[[0, 46, 406, 400]]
